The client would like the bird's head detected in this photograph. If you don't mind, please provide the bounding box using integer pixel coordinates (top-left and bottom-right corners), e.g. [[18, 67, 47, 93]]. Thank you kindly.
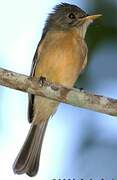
[[44, 3, 102, 38]]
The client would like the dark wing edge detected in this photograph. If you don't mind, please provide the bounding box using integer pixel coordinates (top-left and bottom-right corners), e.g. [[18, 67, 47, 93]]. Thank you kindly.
[[28, 44, 39, 123], [27, 29, 50, 123], [28, 33, 46, 123]]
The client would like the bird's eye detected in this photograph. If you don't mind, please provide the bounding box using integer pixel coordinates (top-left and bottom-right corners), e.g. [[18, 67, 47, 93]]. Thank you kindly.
[[68, 13, 76, 19]]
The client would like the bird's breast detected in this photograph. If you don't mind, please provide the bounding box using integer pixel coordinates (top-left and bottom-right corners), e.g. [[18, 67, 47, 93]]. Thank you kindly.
[[34, 30, 87, 87]]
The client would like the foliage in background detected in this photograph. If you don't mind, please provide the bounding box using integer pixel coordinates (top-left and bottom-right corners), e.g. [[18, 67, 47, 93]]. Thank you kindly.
[[75, 0, 117, 87]]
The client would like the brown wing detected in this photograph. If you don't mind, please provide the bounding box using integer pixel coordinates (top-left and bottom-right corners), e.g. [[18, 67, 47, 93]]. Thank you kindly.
[[28, 45, 38, 122], [28, 29, 50, 123], [28, 38, 44, 123]]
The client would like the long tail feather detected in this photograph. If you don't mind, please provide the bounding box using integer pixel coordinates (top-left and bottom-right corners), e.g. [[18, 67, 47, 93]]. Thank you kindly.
[[13, 120, 48, 177]]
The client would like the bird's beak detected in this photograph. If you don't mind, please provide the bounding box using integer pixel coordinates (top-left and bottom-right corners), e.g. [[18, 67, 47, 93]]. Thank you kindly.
[[79, 14, 102, 23], [85, 14, 102, 21]]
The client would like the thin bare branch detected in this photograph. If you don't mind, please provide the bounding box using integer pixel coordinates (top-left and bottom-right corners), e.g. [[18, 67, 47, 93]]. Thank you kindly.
[[0, 67, 117, 116]]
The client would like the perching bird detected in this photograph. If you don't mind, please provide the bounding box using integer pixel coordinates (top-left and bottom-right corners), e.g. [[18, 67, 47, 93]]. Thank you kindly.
[[13, 3, 101, 177]]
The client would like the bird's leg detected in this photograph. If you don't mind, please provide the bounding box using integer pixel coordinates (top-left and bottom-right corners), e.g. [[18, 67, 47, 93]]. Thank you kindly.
[[79, 87, 84, 91], [74, 85, 85, 92], [38, 76, 47, 86]]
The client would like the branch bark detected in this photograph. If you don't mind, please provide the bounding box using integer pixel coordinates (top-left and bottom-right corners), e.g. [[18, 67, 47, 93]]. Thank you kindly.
[[0, 67, 117, 116]]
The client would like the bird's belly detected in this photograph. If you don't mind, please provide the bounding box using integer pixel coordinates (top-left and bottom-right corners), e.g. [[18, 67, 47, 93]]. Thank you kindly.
[[35, 53, 83, 87]]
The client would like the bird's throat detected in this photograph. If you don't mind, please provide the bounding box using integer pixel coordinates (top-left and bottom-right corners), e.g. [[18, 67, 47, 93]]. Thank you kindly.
[[77, 19, 92, 39]]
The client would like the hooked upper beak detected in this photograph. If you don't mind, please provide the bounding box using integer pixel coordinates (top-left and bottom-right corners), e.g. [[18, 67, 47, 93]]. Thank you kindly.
[[79, 14, 102, 23]]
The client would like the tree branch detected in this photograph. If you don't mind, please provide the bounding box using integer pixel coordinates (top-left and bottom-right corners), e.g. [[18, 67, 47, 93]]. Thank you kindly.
[[0, 67, 117, 116]]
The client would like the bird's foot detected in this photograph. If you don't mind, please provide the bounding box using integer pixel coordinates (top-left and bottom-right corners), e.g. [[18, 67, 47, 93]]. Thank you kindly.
[[38, 76, 47, 86], [79, 87, 84, 91]]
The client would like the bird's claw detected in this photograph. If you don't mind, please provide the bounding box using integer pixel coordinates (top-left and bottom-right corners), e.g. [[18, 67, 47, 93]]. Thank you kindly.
[[38, 76, 47, 86]]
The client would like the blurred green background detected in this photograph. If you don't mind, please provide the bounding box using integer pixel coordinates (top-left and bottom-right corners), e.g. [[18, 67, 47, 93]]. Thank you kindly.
[[0, 0, 117, 180]]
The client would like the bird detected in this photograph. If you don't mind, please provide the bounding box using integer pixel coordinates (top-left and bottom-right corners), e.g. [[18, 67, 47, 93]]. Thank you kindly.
[[13, 3, 101, 177]]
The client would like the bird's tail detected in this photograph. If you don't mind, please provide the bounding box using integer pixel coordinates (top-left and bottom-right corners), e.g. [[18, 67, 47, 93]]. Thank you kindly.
[[13, 120, 48, 177]]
